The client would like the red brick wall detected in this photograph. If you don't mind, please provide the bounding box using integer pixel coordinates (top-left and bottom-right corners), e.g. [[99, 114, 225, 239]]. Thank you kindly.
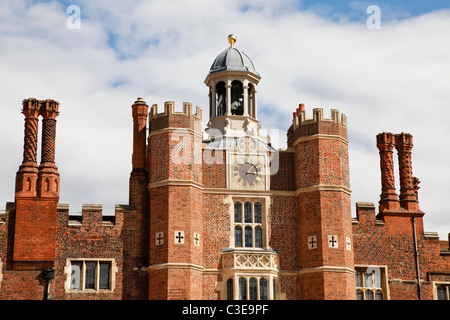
[[202, 150, 226, 189], [13, 198, 58, 268], [269, 150, 296, 191], [353, 203, 450, 300]]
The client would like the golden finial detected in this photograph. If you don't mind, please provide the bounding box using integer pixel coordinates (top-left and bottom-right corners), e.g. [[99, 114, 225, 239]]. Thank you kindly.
[[228, 34, 237, 48]]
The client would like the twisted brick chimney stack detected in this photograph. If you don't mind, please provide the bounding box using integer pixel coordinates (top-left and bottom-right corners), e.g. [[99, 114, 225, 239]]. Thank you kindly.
[[13, 98, 60, 270], [377, 132, 420, 213]]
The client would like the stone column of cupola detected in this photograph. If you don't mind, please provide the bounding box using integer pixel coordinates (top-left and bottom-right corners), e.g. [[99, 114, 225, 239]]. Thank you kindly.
[[243, 79, 249, 117], [252, 88, 258, 119], [210, 86, 216, 118], [225, 80, 232, 116]]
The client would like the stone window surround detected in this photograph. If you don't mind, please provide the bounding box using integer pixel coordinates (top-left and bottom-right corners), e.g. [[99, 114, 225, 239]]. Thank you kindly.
[[64, 258, 118, 293], [355, 265, 389, 300], [433, 281, 450, 300], [229, 195, 270, 250]]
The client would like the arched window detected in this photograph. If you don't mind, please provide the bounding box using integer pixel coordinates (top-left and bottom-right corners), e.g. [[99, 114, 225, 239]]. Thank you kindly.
[[245, 226, 252, 247], [229, 276, 276, 300], [356, 289, 363, 300], [260, 278, 268, 300], [227, 278, 234, 300], [26, 177, 32, 191], [254, 202, 262, 223], [239, 277, 247, 300], [231, 80, 243, 115], [244, 202, 252, 223], [235, 226, 242, 247], [255, 226, 263, 248], [215, 81, 226, 116], [437, 285, 447, 300], [234, 202, 242, 223], [375, 290, 383, 300], [249, 278, 257, 300], [273, 278, 277, 300]]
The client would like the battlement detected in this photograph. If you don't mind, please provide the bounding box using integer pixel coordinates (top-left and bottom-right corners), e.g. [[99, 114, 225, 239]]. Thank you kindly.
[[287, 104, 348, 146], [58, 203, 136, 228], [149, 101, 202, 120], [353, 202, 383, 225], [292, 104, 347, 130]]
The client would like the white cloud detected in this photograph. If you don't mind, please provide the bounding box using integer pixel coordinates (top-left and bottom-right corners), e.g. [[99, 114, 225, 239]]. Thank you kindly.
[[0, 1, 449, 238]]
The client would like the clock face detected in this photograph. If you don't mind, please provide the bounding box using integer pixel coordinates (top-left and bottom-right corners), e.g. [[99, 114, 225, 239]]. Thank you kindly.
[[232, 157, 263, 187], [238, 136, 257, 153]]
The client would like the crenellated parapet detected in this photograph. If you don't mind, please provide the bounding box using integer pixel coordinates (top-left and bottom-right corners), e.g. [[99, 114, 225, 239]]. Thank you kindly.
[[58, 203, 136, 229], [149, 101, 202, 120], [287, 104, 347, 147], [148, 101, 202, 134], [292, 105, 347, 128]]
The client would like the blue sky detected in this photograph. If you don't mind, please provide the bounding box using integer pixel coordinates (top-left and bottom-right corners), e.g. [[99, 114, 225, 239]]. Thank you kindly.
[[0, 0, 450, 239], [300, 0, 450, 18]]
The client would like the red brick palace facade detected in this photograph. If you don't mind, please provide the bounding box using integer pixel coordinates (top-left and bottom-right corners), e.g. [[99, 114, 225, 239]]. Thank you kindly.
[[1, 36, 449, 300]]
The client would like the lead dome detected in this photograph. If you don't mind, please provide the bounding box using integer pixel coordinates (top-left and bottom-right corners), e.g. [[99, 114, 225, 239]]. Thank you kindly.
[[208, 34, 259, 77], [209, 46, 259, 76]]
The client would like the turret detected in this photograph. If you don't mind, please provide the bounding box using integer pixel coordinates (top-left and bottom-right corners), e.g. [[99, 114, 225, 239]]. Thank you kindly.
[[290, 105, 355, 300], [147, 101, 203, 299]]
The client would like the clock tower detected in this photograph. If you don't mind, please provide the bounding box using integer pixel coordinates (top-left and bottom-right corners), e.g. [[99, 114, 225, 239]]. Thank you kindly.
[[204, 34, 271, 192], [203, 35, 279, 300]]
